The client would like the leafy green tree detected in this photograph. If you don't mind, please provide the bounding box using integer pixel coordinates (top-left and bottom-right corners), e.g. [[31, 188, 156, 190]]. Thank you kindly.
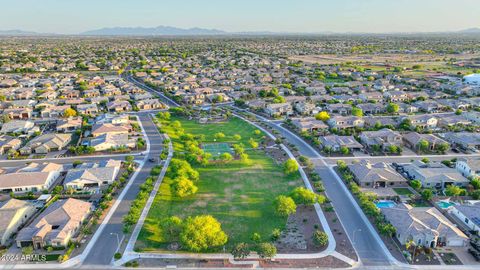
[[248, 138, 259, 149], [445, 185, 463, 197], [421, 189, 433, 201], [172, 177, 198, 197], [417, 139, 430, 152], [340, 146, 350, 155], [160, 216, 183, 242], [289, 187, 320, 205], [180, 215, 228, 252], [283, 159, 299, 175], [219, 152, 233, 163], [352, 107, 363, 117], [273, 195, 297, 217], [410, 180, 422, 190], [386, 103, 400, 114]]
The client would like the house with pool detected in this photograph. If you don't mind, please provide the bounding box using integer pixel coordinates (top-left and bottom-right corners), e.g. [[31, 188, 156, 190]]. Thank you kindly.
[[382, 203, 468, 248]]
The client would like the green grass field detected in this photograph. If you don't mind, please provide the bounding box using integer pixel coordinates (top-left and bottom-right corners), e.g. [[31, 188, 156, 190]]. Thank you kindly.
[[136, 116, 302, 252]]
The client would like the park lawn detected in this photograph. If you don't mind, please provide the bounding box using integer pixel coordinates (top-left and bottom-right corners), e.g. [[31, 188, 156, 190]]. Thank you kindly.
[[162, 116, 265, 153], [136, 116, 302, 252], [393, 187, 414, 196]]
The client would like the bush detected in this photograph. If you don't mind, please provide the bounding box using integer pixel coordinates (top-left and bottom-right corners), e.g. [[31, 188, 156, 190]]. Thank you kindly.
[[273, 195, 297, 217], [114, 252, 122, 260], [283, 159, 299, 175], [313, 230, 328, 247], [256, 242, 277, 259]]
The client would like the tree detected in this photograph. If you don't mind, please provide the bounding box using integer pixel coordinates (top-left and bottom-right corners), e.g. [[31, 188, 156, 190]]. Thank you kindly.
[[273, 195, 297, 217], [257, 242, 277, 259], [283, 159, 299, 175], [219, 152, 233, 163], [180, 215, 228, 252], [160, 216, 183, 242], [410, 180, 422, 190], [289, 187, 321, 205], [172, 177, 198, 197], [378, 223, 396, 237], [386, 103, 399, 114], [231, 243, 250, 259], [312, 230, 328, 247], [421, 189, 433, 201], [64, 108, 77, 117], [352, 107, 363, 117], [445, 185, 463, 197], [233, 134, 242, 141], [417, 139, 430, 152], [315, 111, 330, 122], [436, 143, 449, 153], [340, 146, 350, 155], [471, 178, 480, 190], [214, 132, 225, 140], [248, 138, 259, 149]]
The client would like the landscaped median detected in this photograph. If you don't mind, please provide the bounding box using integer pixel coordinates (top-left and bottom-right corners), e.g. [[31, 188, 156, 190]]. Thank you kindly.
[[125, 108, 333, 263]]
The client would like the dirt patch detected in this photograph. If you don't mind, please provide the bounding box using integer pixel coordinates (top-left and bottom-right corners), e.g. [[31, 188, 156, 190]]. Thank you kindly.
[[276, 205, 325, 254]]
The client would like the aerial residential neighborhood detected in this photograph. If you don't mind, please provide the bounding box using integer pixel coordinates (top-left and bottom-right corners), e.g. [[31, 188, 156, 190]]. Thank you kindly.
[[0, 1, 479, 270]]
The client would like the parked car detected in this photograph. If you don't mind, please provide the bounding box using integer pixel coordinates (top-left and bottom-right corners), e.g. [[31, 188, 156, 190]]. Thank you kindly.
[[471, 240, 480, 251], [468, 249, 480, 261]]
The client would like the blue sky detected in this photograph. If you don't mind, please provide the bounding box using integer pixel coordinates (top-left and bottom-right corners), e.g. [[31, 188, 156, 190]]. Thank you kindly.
[[0, 0, 478, 34]]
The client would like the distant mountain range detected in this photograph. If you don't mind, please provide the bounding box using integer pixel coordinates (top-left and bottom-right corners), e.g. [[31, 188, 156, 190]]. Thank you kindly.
[[80, 26, 226, 36], [1, 26, 480, 36]]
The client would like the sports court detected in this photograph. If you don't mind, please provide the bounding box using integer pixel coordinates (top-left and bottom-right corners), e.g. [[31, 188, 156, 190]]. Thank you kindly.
[[201, 143, 232, 157]]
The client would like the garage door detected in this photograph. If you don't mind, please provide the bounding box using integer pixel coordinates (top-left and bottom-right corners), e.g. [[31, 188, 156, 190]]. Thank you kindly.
[[447, 239, 465, 247]]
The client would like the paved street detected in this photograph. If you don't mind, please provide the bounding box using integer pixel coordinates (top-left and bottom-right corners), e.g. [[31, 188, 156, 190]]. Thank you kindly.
[[242, 111, 396, 267], [82, 113, 164, 266]]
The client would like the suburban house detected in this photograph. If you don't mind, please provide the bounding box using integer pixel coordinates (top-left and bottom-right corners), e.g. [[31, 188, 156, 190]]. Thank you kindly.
[[76, 104, 99, 115], [137, 98, 165, 110], [16, 198, 92, 249], [20, 133, 72, 155], [327, 116, 365, 129], [448, 201, 480, 235], [291, 117, 328, 132], [402, 160, 469, 189], [107, 100, 132, 112], [0, 135, 22, 155], [64, 159, 121, 190], [406, 115, 438, 129], [443, 132, 480, 151], [319, 135, 363, 152], [455, 157, 480, 178], [0, 199, 36, 246], [382, 203, 468, 248], [348, 160, 407, 188], [56, 117, 82, 133], [89, 133, 135, 151], [403, 132, 449, 152], [0, 171, 59, 194], [0, 120, 36, 134], [264, 103, 293, 117], [359, 128, 403, 150], [91, 123, 130, 137]]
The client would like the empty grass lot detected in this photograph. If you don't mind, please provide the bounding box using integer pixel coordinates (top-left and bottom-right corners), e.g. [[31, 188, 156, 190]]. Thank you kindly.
[[135, 116, 302, 252]]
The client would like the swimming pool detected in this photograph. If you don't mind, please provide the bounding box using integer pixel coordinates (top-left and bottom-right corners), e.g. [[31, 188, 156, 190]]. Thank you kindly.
[[437, 201, 456, 209], [375, 200, 396, 208]]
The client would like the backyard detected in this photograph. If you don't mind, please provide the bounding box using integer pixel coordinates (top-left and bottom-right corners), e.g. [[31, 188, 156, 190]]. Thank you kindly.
[[135, 114, 303, 252]]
